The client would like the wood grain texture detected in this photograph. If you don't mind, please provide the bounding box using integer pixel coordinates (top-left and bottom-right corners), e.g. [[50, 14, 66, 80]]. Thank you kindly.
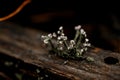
[[0, 22, 120, 80]]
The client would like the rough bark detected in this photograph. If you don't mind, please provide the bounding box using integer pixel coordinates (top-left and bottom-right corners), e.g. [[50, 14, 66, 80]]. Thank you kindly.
[[0, 22, 120, 80]]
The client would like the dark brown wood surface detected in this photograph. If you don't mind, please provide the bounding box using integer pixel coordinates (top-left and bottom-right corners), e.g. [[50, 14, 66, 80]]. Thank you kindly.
[[0, 22, 120, 80]]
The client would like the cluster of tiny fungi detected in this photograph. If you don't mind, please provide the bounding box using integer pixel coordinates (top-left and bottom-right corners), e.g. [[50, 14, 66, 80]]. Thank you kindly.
[[41, 25, 94, 61]]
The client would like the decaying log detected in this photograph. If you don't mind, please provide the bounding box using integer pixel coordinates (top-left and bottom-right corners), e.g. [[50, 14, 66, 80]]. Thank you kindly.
[[0, 22, 120, 80]]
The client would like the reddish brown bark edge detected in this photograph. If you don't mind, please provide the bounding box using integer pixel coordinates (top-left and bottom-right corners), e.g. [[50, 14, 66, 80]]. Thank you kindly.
[[0, 0, 31, 21]]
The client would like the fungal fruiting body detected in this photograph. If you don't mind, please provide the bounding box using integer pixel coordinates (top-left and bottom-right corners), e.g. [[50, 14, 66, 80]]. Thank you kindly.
[[41, 25, 94, 61]]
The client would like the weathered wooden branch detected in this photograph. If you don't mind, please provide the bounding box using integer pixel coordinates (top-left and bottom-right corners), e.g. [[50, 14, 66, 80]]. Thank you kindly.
[[0, 22, 120, 80]]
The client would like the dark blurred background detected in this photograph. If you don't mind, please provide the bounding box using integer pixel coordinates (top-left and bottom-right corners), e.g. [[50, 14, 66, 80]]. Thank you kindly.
[[1, 0, 120, 52]]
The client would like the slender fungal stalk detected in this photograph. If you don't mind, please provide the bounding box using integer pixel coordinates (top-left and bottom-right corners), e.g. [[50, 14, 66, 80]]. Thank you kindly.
[[41, 25, 94, 61]]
